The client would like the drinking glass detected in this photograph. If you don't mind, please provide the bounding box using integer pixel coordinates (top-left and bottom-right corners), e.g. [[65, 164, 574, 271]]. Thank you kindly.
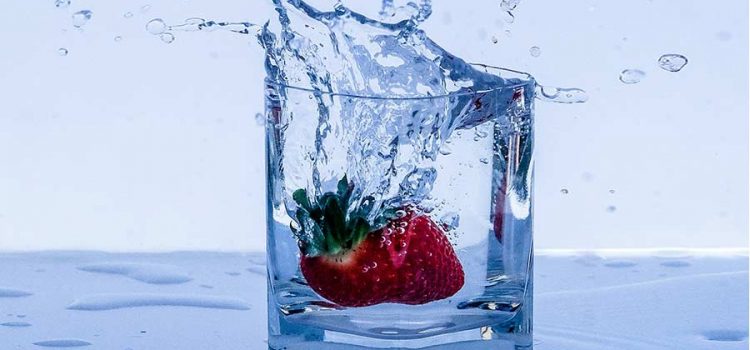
[[265, 65, 535, 349]]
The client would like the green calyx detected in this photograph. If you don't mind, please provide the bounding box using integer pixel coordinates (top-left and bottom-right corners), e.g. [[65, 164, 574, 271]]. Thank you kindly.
[[291, 175, 395, 257]]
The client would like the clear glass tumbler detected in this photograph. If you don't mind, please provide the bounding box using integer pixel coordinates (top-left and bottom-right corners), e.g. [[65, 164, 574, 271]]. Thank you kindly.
[[265, 65, 534, 349]]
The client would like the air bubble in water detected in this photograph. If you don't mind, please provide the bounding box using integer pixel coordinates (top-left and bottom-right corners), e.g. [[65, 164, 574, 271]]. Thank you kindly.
[[619, 69, 645, 84], [254, 113, 264, 126], [160, 33, 175, 43], [58, 48, 68, 56], [72, 10, 93, 28], [146, 18, 168, 34], [658, 54, 688, 72], [529, 46, 541, 57], [55, 0, 71, 9]]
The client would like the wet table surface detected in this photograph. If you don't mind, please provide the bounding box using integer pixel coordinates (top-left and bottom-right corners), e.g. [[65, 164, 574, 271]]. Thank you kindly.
[[1, 250, 747, 349]]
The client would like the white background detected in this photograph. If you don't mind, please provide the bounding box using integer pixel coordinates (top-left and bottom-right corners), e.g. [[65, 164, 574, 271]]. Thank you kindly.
[[0, 0, 747, 251]]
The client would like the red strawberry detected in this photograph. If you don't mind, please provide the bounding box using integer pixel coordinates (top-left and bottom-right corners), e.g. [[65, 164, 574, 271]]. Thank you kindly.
[[291, 177, 464, 307]]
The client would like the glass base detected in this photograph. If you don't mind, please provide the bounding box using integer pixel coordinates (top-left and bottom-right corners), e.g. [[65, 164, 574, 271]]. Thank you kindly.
[[269, 325, 532, 349]]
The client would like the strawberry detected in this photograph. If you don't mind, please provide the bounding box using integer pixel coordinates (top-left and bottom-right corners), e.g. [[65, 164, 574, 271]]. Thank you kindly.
[[291, 176, 464, 307]]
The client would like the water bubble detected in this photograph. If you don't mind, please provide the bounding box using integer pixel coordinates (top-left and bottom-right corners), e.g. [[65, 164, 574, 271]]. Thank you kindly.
[[58, 48, 68, 56], [361, 266, 369, 273], [160, 33, 175, 43], [529, 46, 541, 57], [619, 69, 646, 84], [123, 12, 133, 18], [146, 18, 168, 35], [560, 188, 569, 194], [657, 54, 688, 72], [71, 10, 93, 28], [606, 205, 617, 213], [140, 4, 152, 13], [395, 210, 407, 218], [254, 113, 264, 126], [55, 0, 71, 9], [114, 36, 122, 42]]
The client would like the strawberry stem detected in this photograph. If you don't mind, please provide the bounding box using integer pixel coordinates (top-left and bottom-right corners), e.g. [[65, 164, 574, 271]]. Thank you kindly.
[[291, 175, 393, 256]]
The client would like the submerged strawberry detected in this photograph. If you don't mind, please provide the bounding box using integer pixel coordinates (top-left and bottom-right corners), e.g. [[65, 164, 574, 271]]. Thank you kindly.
[[291, 176, 464, 307]]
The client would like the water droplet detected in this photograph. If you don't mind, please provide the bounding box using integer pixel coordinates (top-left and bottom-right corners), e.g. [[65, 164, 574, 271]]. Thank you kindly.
[[529, 46, 541, 57], [504, 29, 512, 37], [140, 4, 152, 13], [479, 158, 489, 164], [606, 205, 617, 213], [560, 188, 569, 194], [123, 12, 134, 18], [71, 10, 93, 28], [619, 69, 646, 84], [658, 54, 688, 72], [146, 18, 167, 35], [500, 0, 521, 12], [58, 48, 68, 56], [396, 227, 406, 235], [114, 36, 122, 42], [371, 262, 377, 268], [608, 189, 616, 194], [160, 33, 175, 43], [361, 266, 369, 273], [536, 85, 588, 104], [491, 36, 498, 44], [55, 0, 71, 9], [254, 113, 264, 126]]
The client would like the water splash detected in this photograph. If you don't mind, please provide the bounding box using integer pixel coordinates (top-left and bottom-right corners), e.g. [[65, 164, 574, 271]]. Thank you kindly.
[[658, 54, 688, 72], [146, 17, 260, 43], [536, 85, 588, 104], [619, 69, 645, 84], [55, 0, 71, 9], [529, 46, 541, 57], [71, 10, 93, 28], [1, 321, 32, 327]]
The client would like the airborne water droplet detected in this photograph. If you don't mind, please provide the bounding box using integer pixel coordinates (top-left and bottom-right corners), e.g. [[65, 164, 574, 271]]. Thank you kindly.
[[619, 69, 645, 84], [479, 158, 489, 164], [71, 10, 93, 28], [560, 188, 569, 194], [146, 18, 168, 35], [114, 36, 122, 42], [606, 205, 617, 213], [254, 113, 264, 126], [140, 4, 152, 13], [55, 0, 71, 9], [529, 46, 541, 57], [160, 33, 175, 43], [536, 85, 588, 104], [123, 12, 133, 18], [57, 48, 68, 56], [658, 54, 688, 72]]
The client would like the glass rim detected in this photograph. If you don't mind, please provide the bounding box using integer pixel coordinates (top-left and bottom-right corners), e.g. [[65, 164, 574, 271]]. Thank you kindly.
[[265, 64, 535, 101]]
